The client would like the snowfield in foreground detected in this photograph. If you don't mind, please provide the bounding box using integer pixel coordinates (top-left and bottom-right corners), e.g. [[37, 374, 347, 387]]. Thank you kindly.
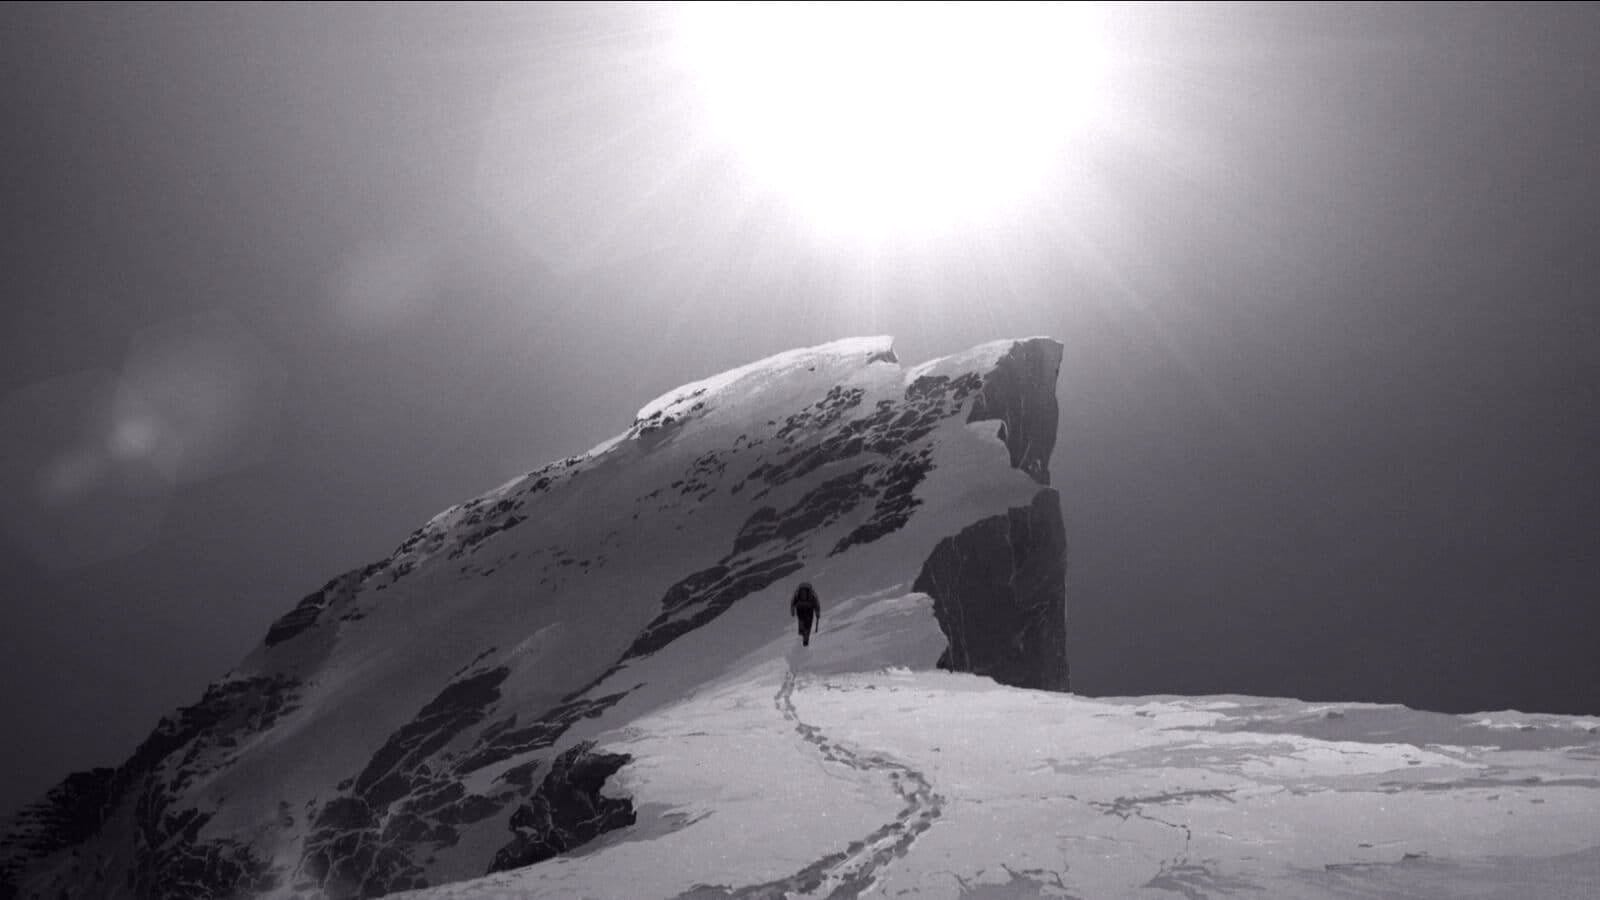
[[407, 591, 1600, 900]]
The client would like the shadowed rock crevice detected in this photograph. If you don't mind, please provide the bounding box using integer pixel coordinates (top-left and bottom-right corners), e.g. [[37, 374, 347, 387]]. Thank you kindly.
[[913, 489, 1069, 691]]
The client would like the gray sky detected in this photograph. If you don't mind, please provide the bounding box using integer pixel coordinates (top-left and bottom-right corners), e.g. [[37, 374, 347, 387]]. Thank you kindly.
[[2, 2, 1598, 817]]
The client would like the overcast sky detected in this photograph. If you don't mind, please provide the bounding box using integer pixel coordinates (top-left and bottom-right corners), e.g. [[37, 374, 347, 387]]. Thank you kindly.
[[3, 2, 1598, 817]]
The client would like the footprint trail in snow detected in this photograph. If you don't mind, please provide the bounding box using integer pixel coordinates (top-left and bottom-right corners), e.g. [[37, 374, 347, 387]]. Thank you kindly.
[[677, 670, 945, 899]]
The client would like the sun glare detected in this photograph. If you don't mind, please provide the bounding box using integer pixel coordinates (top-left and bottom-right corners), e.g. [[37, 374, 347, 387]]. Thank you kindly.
[[676, 2, 1109, 237]]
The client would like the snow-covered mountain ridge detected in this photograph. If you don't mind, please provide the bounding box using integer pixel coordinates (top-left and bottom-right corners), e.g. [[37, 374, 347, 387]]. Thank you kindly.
[[10, 335, 1597, 899], [0, 336, 1069, 899]]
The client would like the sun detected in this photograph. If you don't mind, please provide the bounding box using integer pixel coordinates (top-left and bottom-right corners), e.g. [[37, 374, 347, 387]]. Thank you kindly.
[[676, 2, 1110, 238]]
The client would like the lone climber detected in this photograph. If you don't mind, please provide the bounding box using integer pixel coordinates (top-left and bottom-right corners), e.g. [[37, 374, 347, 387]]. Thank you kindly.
[[790, 582, 821, 646]]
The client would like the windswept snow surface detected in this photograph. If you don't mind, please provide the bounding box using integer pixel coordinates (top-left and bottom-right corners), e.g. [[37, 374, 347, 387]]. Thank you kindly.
[[405, 612, 1600, 900]]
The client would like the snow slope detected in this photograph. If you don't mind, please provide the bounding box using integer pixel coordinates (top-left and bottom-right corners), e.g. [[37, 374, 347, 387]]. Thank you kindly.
[[409, 656, 1600, 890], [0, 336, 1067, 899], [406, 646, 1600, 899]]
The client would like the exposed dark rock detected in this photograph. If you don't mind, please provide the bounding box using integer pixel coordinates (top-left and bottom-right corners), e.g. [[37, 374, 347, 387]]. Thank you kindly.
[[966, 339, 1062, 486], [351, 668, 511, 806], [832, 449, 934, 555], [132, 795, 279, 900], [739, 371, 978, 495], [634, 387, 711, 441], [456, 691, 632, 774], [448, 514, 527, 560], [488, 742, 636, 873], [298, 661, 638, 899], [264, 563, 385, 646], [0, 674, 304, 899], [624, 553, 804, 661], [913, 489, 1069, 691], [677, 450, 728, 500], [301, 667, 513, 898], [768, 466, 880, 546], [0, 767, 115, 895], [775, 385, 865, 441], [498, 761, 544, 789], [123, 674, 302, 798], [314, 797, 376, 832], [731, 507, 782, 555], [264, 588, 337, 647]]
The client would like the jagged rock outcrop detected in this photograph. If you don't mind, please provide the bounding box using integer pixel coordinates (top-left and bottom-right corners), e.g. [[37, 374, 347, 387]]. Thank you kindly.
[[966, 338, 1061, 486], [488, 742, 636, 873], [298, 666, 513, 899], [914, 489, 1069, 691], [911, 337, 1066, 691], [1, 673, 300, 900], [0, 769, 115, 898], [0, 336, 1068, 900]]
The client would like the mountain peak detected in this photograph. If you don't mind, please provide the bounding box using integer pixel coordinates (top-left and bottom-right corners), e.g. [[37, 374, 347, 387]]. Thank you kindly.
[[1, 336, 1067, 899]]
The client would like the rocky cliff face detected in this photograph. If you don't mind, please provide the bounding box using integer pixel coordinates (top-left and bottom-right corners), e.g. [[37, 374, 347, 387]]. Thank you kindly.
[[966, 338, 1061, 486], [915, 489, 1069, 691], [0, 336, 1067, 900]]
